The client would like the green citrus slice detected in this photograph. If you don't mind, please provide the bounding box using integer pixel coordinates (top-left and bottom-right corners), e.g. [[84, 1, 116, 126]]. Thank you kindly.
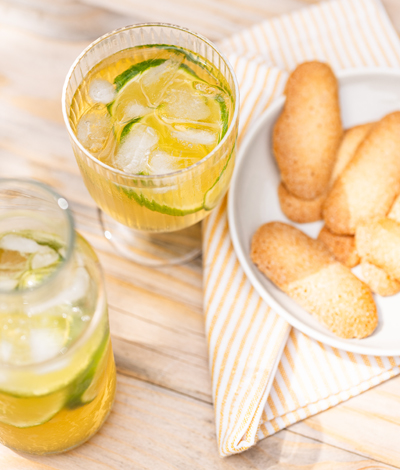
[[203, 144, 235, 211], [0, 387, 68, 428], [66, 335, 110, 409], [117, 184, 203, 216], [0, 312, 72, 427]]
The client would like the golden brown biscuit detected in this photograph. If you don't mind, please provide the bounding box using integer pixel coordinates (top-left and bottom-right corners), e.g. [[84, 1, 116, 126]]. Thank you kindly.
[[251, 222, 377, 339], [273, 62, 343, 200], [389, 195, 400, 223], [361, 261, 400, 296], [278, 183, 325, 223], [323, 112, 400, 235], [317, 225, 359, 268], [278, 123, 373, 224], [356, 218, 400, 280], [330, 122, 374, 185]]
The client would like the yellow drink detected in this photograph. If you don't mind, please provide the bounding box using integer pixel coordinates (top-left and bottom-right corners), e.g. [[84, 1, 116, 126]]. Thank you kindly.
[[67, 43, 237, 232], [0, 181, 116, 455]]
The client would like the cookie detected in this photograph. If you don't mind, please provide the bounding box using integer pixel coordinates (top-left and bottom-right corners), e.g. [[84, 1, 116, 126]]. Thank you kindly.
[[278, 123, 373, 224], [317, 225, 360, 268], [273, 61, 343, 200], [330, 122, 374, 184], [323, 112, 400, 235], [278, 182, 325, 223], [361, 261, 400, 296], [251, 222, 377, 338], [356, 218, 400, 281], [388, 194, 400, 223]]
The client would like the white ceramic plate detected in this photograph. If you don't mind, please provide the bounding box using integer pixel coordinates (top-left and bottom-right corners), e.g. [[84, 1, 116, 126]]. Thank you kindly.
[[228, 68, 400, 356]]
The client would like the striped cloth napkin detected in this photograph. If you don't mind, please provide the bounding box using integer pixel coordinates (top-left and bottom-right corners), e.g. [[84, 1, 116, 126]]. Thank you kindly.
[[203, 0, 400, 457]]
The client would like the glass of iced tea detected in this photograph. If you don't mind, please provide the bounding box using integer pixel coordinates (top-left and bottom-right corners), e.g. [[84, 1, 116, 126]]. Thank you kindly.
[[0, 179, 116, 454], [62, 23, 239, 266]]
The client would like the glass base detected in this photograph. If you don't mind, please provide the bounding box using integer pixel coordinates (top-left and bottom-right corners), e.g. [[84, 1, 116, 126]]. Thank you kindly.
[[98, 209, 202, 266]]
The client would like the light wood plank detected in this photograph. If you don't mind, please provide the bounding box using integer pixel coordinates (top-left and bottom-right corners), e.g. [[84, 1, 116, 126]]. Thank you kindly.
[[81, 0, 320, 41], [0, 0, 136, 41], [290, 374, 400, 468]]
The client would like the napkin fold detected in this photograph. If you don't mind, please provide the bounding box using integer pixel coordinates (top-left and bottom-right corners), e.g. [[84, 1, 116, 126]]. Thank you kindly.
[[203, 0, 400, 457]]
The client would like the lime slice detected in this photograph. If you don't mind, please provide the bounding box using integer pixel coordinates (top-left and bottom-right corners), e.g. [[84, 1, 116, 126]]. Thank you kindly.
[[120, 117, 142, 143], [66, 335, 109, 409], [204, 144, 235, 211], [117, 184, 203, 216], [110, 59, 202, 119], [0, 387, 67, 428], [0, 312, 71, 366], [18, 266, 56, 289], [216, 94, 229, 143], [114, 58, 167, 92], [0, 312, 72, 427]]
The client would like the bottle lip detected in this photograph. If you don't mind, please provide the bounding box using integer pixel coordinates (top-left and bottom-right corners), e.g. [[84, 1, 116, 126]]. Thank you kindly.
[[61, 22, 240, 181], [0, 178, 76, 297]]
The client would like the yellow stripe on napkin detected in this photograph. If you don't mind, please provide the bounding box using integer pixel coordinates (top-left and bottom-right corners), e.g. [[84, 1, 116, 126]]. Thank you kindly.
[[203, 0, 400, 457]]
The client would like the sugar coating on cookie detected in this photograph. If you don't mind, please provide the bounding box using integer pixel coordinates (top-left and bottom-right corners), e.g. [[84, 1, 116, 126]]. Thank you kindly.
[[323, 112, 400, 235], [278, 182, 324, 223], [356, 218, 400, 281], [318, 225, 360, 268], [251, 222, 377, 339], [361, 261, 400, 297], [273, 62, 343, 200]]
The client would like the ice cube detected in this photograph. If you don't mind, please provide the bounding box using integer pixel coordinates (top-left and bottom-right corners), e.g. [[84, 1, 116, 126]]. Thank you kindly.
[[115, 124, 159, 174], [172, 127, 217, 146], [89, 79, 116, 104], [123, 103, 152, 121], [76, 104, 112, 154], [0, 235, 40, 253], [29, 328, 65, 363], [147, 150, 176, 175], [162, 89, 211, 122], [27, 266, 90, 316], [65, 266, 90, 304], [141, 56, 183, 106], [193, 81, 219, 97], [31, 247, 59, 270], [0, 340, 12, 362]]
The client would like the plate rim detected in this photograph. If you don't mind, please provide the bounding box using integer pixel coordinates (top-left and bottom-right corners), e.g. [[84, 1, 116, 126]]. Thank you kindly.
[[228, 67, 400, 356]]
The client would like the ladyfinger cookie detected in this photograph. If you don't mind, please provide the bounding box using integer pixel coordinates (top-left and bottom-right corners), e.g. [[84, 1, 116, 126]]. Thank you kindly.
[[323, 112, 400, 235], [278, 123, 373, 224], [251, 222, 377, 339], [356, 218, 400, 280], [361, 261, 400, 296], [330, 122, 374, 184], [317, 225, 360, 268], [389, 194, 400, 223], [278, 182, 325, 223], [273, 62, 343, 200]]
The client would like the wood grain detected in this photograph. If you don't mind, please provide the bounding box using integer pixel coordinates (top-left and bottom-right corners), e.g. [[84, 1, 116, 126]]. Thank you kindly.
[[1, 374, 396, 470], [0, 0, 136, 40], [1, 0, 400, 468]]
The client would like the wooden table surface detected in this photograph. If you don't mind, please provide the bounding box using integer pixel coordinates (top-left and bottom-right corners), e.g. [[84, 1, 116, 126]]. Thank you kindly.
[[1, 0, 400, 468]]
